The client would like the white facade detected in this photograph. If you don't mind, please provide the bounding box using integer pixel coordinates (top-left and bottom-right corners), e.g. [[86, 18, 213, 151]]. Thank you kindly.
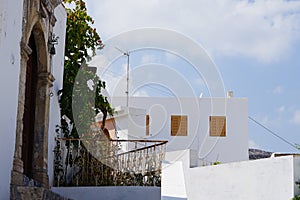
[[0, 1, 24, 199], [52, 186, 160, 200], [162, 150, 300, 200], [162, 161, 188, 200], [110, 97, 249, 165], [96, 106, 147, 151], [0, 1, 66, 199], [96, 106, 146, 138], [48, 5, 67, 188]]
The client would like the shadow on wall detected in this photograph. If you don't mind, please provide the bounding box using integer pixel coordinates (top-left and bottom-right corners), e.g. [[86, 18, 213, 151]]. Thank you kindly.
[[52, 186, 161, 200]]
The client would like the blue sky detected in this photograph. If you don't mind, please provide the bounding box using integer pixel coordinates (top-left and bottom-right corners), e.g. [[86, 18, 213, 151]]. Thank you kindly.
[[84, 0, 300, 153]]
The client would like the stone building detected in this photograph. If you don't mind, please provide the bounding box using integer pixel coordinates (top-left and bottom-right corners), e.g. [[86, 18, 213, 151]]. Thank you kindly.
[[0, 0, 67, 199]]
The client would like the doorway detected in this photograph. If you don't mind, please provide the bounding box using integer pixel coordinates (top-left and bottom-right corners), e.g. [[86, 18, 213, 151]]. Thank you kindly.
[[22, 33, 38, 178]]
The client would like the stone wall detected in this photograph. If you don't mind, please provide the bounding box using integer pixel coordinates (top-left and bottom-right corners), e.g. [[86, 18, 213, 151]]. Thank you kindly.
[[11, 186, 71, 200]]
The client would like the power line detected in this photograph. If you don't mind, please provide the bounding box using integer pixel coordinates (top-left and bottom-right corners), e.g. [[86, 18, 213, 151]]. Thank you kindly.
[[106, 67, 298, 150], [106, 66, 298, 150], [142, 84, 174, 97], [248, 116, 299, 151], [101, 68, 174, 97]]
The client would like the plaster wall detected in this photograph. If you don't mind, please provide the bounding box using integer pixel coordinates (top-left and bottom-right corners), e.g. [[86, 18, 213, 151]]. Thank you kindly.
[[161, 161, 187, 200], [96, 106, 147, 151], [113, 107, 146, 139], [294, 156, 300, 196], [48, 4, 67, 188], [52, 186, 160, 200], [187, 155, 296, 200], [0, 0, 23, 199], [0, 0, 2, 46], [111, 97, 248, 164]]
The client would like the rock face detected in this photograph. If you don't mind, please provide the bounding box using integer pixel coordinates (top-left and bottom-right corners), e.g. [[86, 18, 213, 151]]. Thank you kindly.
[[249, 148, 273, 160]]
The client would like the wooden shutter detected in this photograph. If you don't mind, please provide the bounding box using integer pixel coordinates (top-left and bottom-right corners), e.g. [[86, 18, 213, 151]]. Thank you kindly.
[[171, 115, 188, 136], [146, 115, 150, 136], [209, 116, 226, 137]]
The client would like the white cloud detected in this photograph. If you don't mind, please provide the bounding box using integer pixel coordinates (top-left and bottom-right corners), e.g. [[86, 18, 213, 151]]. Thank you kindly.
[[85, 0, 300, 63], [272, 86, 284, 94], [276, 105, 285, 113], [140, 54, 159, 64], [121, 63, 127, 74], [252, 113, 283, 128], [132, 89, 150, 97], [291, 110, 300, 125], [164, 51, 179, 63], [194, 77, 206, 88], [102, 73, 126, 97], [261, 115, 271, 126], [99, 64, 127, 97]]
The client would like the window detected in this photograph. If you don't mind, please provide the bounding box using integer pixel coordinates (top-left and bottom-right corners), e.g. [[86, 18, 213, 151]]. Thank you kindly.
[[209, 116, 226, 137], [146, 115, 150, 136], [171, 115, 188, 136]]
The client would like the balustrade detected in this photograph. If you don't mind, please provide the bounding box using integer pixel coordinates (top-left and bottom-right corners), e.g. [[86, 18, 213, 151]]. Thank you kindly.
[[53, 137, 167, 187]]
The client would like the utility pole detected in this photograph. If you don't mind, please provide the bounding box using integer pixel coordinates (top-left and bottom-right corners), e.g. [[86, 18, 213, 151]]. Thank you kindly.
[[116, 47, 130, 107]]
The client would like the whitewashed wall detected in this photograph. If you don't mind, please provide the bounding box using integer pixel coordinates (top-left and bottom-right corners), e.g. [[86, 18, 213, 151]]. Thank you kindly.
[[294, 156, 300, 196], [161, 161, 188, 200], [162, 150, 300, 200], [187, 155, 300, 200], [0, 1, 66, 198], [111, 97, 248, 164], [48, 4, 67, 188], [52, 186, 160, 200], [0, 0, 2, 46], [0, 0, 23, 199]]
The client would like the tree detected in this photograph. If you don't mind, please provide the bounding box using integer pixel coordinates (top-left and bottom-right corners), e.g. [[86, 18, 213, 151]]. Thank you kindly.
[[59, 0, 113, 138], [53, 1, 115, 186]]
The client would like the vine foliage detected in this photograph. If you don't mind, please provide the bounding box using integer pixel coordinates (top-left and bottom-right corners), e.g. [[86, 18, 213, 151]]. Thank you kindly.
[[59, 0, 113, 139]]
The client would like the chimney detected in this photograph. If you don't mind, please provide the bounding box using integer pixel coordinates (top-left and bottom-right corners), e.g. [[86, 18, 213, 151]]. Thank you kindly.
[[227, 91, 233, 98]]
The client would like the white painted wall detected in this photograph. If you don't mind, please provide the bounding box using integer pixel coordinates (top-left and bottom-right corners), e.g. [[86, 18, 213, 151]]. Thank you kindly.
[[186, 155, 298, 200], [0, 0, 2, 46], [0, 1, 66, 197], [0, 0, 23, 199], [294, 156, 300, 196], [162, 150, 300, 200], [161, 161, 187, 200], [48, 4, 67, 188], [52, 186, 160, 200], [111, 107, 146, 140], [164, 150, 193, 171], [111, 97, 248, 164], [163, 149, 198, 196], [96, 106, 147, 151]]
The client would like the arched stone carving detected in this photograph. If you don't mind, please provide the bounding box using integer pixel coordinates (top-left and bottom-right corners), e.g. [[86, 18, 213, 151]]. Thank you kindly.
[[11, 0, 62, 192]]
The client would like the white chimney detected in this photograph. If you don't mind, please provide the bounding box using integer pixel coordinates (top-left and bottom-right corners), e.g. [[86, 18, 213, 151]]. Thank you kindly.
[[227, 91, 234, 98]]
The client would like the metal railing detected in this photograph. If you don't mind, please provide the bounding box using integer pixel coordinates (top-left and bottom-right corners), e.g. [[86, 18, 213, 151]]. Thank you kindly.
[[53, 136, 167, 187]]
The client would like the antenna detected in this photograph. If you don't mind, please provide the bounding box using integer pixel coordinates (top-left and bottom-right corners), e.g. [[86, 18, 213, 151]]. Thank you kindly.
[[115, 47, 130, 107]]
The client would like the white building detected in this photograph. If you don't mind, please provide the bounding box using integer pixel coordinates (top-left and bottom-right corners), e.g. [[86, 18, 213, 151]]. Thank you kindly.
[[0, 0, 66, 199], [162, 150, 300, 200], [107, 96, 249, 165], [93, 96, 300, 200]]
